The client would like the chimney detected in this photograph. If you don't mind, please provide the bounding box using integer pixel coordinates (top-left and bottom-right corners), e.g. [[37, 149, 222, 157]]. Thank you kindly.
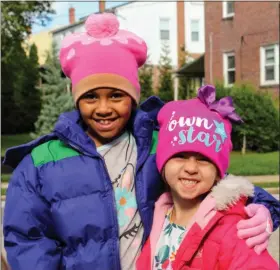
[[177, 1, 185, 67], [69, 7, 75, 24], [99, 0, 105, 13]]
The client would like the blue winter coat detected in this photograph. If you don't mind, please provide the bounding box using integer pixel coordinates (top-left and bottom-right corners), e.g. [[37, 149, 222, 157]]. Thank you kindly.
[[3, 97, 280, 270]]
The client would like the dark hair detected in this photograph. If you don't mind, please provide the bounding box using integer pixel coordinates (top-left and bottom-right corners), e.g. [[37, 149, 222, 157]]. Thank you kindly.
[[161, 167, 171, 192]]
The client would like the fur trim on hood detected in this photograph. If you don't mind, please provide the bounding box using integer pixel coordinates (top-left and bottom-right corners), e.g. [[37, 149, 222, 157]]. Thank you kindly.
[[211, 174, 254, 211]]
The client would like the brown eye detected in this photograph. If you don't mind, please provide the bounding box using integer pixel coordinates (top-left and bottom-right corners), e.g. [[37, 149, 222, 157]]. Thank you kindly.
[[173, 153, 186, 160], [82, 92, 97, 100], [198, 157, 208, 161], [111, 92, 124, 99], [197, 157, 211, 165]]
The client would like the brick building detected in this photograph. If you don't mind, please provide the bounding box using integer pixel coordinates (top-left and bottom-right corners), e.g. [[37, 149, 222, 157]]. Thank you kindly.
[[204, 1, 279, 93]]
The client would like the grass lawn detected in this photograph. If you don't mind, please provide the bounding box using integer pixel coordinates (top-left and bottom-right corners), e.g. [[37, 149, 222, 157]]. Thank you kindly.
[[254, 182, 279, 188], [1, 188, 7, 196], [2, 174, 11, 182], [1, 133, 32, 156], [228, 151, 279, 176]]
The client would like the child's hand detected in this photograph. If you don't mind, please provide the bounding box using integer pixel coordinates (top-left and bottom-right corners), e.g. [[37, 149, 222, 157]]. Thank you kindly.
[[236, 204, 273, 255]]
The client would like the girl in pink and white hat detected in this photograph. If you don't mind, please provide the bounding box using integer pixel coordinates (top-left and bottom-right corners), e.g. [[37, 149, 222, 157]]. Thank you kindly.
[[136, 85, 278, 270], [3, 13, 279, 270]]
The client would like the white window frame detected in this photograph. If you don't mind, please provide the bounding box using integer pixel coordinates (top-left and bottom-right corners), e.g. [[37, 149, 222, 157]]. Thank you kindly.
[[223, 52, 235, 87], [159, 17, 170, 42], [190, 19, 200, 42], [223, 1, 235, 18], [260, 44, 279, 86]]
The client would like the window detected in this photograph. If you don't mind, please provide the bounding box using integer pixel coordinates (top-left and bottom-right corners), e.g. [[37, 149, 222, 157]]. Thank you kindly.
[[160, 18, 170, 41], [260, 44, 279, 86], [223, 1, 235, 18], [223, 52, 235, 86], [191, 19, 199, 42]]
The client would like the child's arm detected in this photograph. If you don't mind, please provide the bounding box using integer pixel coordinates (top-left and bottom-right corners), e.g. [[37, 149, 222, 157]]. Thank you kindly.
[[3, 155, 61, 270], [236, 186, 279, 253], [247, 186, 280, 231], [218, 219, 278, 270]]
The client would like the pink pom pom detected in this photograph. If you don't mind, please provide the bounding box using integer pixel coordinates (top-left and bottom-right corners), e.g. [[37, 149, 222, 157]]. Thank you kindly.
[[85, 13, 119, 38]]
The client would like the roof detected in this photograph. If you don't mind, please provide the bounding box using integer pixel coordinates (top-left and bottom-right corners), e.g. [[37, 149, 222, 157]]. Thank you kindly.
[[51, 2, 134, 34], [176, 54, 205, 77]]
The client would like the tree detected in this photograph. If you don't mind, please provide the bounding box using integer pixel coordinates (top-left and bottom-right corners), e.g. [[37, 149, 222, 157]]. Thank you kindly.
[[158, 43, 174, 102], [1, 41, 29, 134], [1, 1, 54, 134], [216, 83, 279, 152], [1, 1, 54, 54], [139, 55, 153, 103], [31, 43, 74, 138], [1, 41, 41, 134], [20, 43, 41, 132], [178, 45, 190, 100]]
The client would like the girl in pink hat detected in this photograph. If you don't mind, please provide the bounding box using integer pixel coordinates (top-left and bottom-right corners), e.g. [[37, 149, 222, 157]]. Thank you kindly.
[[3, 13, 279, 270], [136, 85, 278, 270]]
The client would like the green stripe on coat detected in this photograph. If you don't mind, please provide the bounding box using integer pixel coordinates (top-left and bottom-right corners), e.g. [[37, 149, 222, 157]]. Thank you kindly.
[[150, 131, 158, 155], [31, 140, 80, 167]]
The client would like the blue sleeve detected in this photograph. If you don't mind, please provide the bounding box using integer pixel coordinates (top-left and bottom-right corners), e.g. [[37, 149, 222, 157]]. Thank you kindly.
[[247, 186, 280, 231], [4, 155, 62, 270]]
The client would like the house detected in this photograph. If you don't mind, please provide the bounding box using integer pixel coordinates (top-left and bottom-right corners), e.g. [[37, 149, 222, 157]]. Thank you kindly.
[[204, 1, 279, 93], [51, 1, 205, 94], [51, 6, 87, 50], [25, 29, 53, 65]]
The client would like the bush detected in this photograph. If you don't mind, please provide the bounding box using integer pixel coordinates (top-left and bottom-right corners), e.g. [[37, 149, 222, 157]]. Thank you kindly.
[[139, 56, 153, 103], [215, 83, 279, 152]]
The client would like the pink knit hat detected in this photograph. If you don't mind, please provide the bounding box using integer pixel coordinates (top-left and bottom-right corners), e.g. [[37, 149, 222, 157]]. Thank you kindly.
[[59, 13, 147, 104], [156, 85, 242, 178]]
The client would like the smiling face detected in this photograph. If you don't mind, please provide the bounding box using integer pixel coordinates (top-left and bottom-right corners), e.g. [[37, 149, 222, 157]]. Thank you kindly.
[[78, 88, 134, 147], [164, 152, 220, 201]]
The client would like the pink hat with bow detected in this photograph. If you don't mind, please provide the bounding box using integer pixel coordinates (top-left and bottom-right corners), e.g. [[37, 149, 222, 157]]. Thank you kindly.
[[59, 13, 148, 104], [156, 85, 243, 178]]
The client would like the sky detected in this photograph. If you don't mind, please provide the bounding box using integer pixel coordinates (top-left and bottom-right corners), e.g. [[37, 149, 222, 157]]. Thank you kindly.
[[32, 1, 127, 34]]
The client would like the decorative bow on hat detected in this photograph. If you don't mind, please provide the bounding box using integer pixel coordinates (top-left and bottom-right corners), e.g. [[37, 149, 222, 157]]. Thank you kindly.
[[198, 85, 243, 123]]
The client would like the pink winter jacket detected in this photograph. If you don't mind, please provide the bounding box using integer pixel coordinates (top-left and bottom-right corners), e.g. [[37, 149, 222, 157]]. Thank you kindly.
[[137, 175, 278, 270]]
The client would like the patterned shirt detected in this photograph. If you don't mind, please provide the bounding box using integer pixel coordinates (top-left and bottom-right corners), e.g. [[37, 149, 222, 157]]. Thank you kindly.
[[97, 131, 143, 270], [153, 208, 188, 270]]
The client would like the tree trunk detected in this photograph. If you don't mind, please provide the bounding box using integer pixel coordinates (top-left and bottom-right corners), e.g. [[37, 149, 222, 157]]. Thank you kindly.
[[241, 134, 246, 155]]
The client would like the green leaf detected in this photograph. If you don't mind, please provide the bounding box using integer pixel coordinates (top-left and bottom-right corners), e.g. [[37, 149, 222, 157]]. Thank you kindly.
[[157, 245, 170, 263], [178, 231, 185, 244], [177, 225, 185, 231]]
